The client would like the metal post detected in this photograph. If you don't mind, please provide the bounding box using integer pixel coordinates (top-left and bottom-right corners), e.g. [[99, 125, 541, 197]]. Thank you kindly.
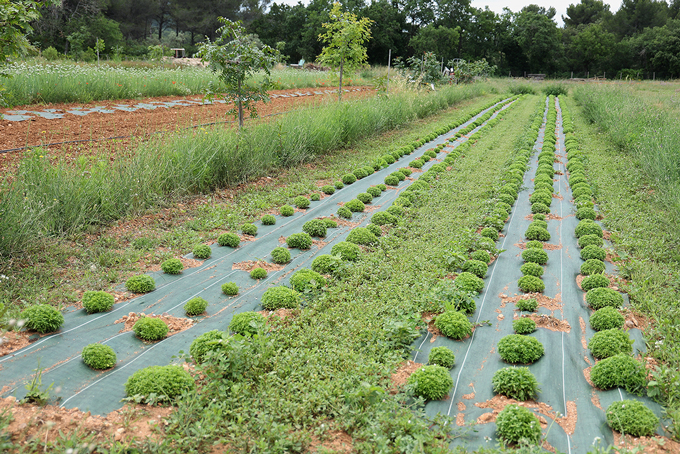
[[97, 37, 100, 66], [653, 72, 656, 81], [386, 49, 391, 95], [571, 71, 573, 79]]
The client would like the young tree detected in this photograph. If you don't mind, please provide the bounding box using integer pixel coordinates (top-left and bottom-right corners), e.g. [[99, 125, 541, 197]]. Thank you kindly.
[[317, 2, 373, 101], [197, 17, 279, 128]]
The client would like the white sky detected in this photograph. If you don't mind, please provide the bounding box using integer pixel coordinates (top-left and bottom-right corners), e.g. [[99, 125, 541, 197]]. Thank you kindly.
[[271, 0, 624, 28]]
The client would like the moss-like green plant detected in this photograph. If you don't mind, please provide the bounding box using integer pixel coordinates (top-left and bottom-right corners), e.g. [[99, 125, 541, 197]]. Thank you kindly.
[[531, 202, 550, 214], [513, 317, 537, 334], [302, 219, 327, 238], [394, 196, 412, 208], [575, 219, 603, 238], [322, 218, 338, 228], [82, 343, 117, 370], [578, 234, 604, 248], [356, 192, 373, 204], [331, 241, 361, 261], [366, 224, 382, 237], [125, 365, 195, 404], [310, 193, 320, 201], [581, 259, 605, 276], [250, 267, 268, 280], [525, 240, 544, 249], [221, 282, 239, 296], [521, 248, 548, 265], [532, 213, 546, 221], [193, 244, 212, 259], [525, 225, 551, 241], [229, 311, 266, 336], [347, 227, 378, 245], [410, 159, 424, 168], [496, 404, 542, 444], [470, 250, 490, 263], [334, 181, 344, 189], [337, 207, 352, 219], [581, 245, 606, 261], [606, 400, 659, 437], [581, 273, 610, 291], [20, 304, 64, 334], [290, 269, 326, 292], [240, 224, 257, 236], [477, 237, 496, 252], [371, 211, 397, 226], [190, 330, 225, 363], [321, 185, 336, 195], [454, 272, 484, 294], [280, 205, 295, 216], [590, 307, 625, 331], [133, 317, 168, 341], [591, 354, 647, 395], [367, 187, 382, 198], [344, 199, 365, 212], [217, 233, 240, 248], [261, 286, 301, 310], [586, 287, 624, 310], [461, 260, 488, 279], [480, 227, 499, 242], [407, 365, 453, 400], [159, 258, 183, 275], [384, 175, 399, 186], [126, 275, 156, 293], [342, 173, 357, 185], [576, 207, 597, 221], [435, 311, 472, 340], [353, 168, 367, 180], [184, 297, 208, 316], [387, 205, 404, 218], [293, 196, 310, 209], [311, 254, 342, 275], [529, 220, 548, 230], [518, 275, 545, 293], [271, 247, 291, 264], [492, 367, 540, 401], [286, 233, 313, 250], [428, 346, 456, 369], [498, 334, 544, 364], [520, 262, 544, 277], [529, 191, 552, 206], [82, 291, 115, 314], [588, 328, 633, 359]]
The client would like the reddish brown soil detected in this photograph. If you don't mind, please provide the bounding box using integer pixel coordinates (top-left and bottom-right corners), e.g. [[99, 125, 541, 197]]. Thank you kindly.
[[114, 312, 193, 336], [0, 86, 375, 176], [232, 260, 285, 273], [389, 360, 423, 394]]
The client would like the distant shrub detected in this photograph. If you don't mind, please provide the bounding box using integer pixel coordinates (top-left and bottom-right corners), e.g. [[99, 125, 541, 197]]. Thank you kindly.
[[126, 275, 156, 293], [525, 240, 544, 249], [43, 46, 60, 61], [606, 400, 659, 437], [344, 199, 365, 212], [250, 267, 268, 280], [576, 207, 597, 221], [184, 297, 208, 316], [321, 185, 336, 195], [311, 254, 342, 274], [498, 334, 544, 364], [586, 287, 624, 310], [525, 225, 551, 241], [522, 248, 548, 265], [454, 272, 485, 294], [513, 317, 537, 334], [492, 367, 540, 401], [161, 258, 183, 275], [342, 173, 357, 185], [589, 328, 633, 359], [82, 343, 117, 370], [407, 365, 453, 400], [290, 269, 326, 292], [229, 311, 266, 336], [302, 219, 327, 237], [591, 354, 647, 395], [480, 227, 499, 241], [221, 282, 239, 296], [366, 224, 382, 237], [384, 175, 400, 186], [190, 330, 226, 363], [356, 192, 373, 204], [520, 262, 544, 277], [461, 260, 488, 279], [280, 205, 295, 216], [271, 247, 291, 264], [261, 286, 301, 310], [20, 304, 64, 334], [531, 202, 550, 214], [332, 241, 361, 261], [496, 405, 542, 444], [133, 317, 168, 341], [578, 234, 603, 248], [470, 250, 490, 263], [581, 259, 605, 276], [575, 220, 603, 238], [241, 223, 258, 236], [367, 187, 382, 198], [428, 347, 456, 369], [218, 233, 240, 248], [590, 307, 625, 331], [581, 245, 606, 261], [286, 233, 313, 249], [337, 207, 352, 219], [193, 244, 212, 259], [124, 365, 195, 404], [435, 311, 472, 340], [82, 291, 115, 313]]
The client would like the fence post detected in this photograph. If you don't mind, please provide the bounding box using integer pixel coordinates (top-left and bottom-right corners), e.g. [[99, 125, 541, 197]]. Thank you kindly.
[[386, 49, 391, 95]]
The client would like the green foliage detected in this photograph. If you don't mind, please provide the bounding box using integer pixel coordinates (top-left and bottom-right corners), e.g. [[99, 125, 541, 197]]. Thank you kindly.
[[496, 404, 542, 444], [250, 267, 268, 279], [347, 227, 378, 245], [302, 219, 327, 237], [126, 274, 156, 293], [586, 287, 624, 310], [407, 365, 453, 400], [334, 181, 344, 189], [520, 262, 544, 277], [221, 282, 239, 296], [280, 205, 295, 216], [161, 258, 184, 275], [82, 290, 115, 313], [581, 259, 606, 276], [184, 297, 208, 316], [521, 248, 548, 265], [356, 192, 373, 204], [371, 211, 397, 226], [366, 224, 382, 237], [529, 219, 548, 230], [293, 196, 310, 209], [591, 354, 647, 395], [193, 244, 212, 259], [337, 207, 352, 219], [578, 234, 604, 248], [480, 227, 499, 241], [241, 223, 258, 236], [498, 334, 544, 364], [470, 250, 490, 263], [410, 159, 424, 169], [525, 240, 544, 249], [190, 330, 225, 363], [525, 225, 551, 241], [589, 328, 633, 359], [286, 233, 313, 249], [311, 254, 342, 275], [133, 317, 168, 341], [367, 187, 382, 198], [581, 245, 606, 261], [322, 218, 338, 228], [125, 365, 195, 404], [532, 213, 546, 221], [513, 317, 537, 334], [82, 343, 117, 370], [390, 171, 406, 182], [529, 191, 552, 206], [435, 310, 472, 340], [531, 202, 550, 214], [428, 347, 455, 369], [575, 219, 603, 238], [454, 272, 484, 294], [344, 199, 365, 212], [461, 259, 488, 279], [261, 286, 301, 310], [290, 269, 326, 292], [321, 185, 336, 195], [331, 241, 361, 261], [261, 214, 276, 225], [271, 247, 291, 264], [342, 173, 357, 185], [492, 367, 540, 401], [576, 207, 597, 221], [384, 175, 400, 186], [387, 205, 405, 218], [581, 273, 610, 291], [229, 311, 266, 336], [590, 307, 625, 331], [20, 361, 53, 406], [606, 400, 659, 437], [353, 168, 366, 179]]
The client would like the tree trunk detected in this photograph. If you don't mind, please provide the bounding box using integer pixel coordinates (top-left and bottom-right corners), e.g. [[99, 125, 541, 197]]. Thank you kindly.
[[338, 56, 343, 102], [238, 79, 244, 129]]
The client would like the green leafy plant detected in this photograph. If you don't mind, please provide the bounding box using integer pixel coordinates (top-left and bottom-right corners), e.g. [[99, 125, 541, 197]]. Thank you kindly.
[[410, 159, 424, 169], [193, 244, 212, 259], [82, 343, 117, 370], [581, 259, 606, 276], [345, 199, 365, 212], [321, 185, 336, 195], [581, 245, 606, 261], [387, 205, 404, 218], [124, 365, 195, 404], [184, 297, 208, 316], [310, 193, 320, 201], [407, 365, 453, 400], [591, 354, 647, 395], [347, 227, 378, 245], [161, 258, 184, 275], [525, 240, 544, 249], [480, 227, 499, 241], [454, 272, 484, 294], [302, 219, 327, 238], [531, 202, 550, 214], [331, 241, 361, 261], [286, 233, 313, 250], [470, 250, 490, 263], [521, 248, 548, 265], [605, 400, 659, 437], [366, 224, 382, 237], [492, 367, 540, 401], [290, 269, 326, 292], [575, 219, 603, 238], [576, 207, 597, 221], [342, 173, 357, 185], [578, 234, 603, 248], [532, 213, 546, 221], [261, 286, 301, 310], [525, 225, 551, 241], [435, 311, 472, 340], [241, 223, 258, 236], [377, 184, 387, 191], [529, 191, 552, 206], [334, 181, 344, 190], [520, 262, 544, 277], [496, 404, 542, 444], [250, 267, 267, 279], [190, 330, 226, 363], [271, 247, 291, 264], [229, 311, 266, 336], [21, 361, 53, 406], [133, 317, 169, 341], [293, 196, 310, 209], [590, 307, 625, 331], [311, 254, 342, 274], [221, 282, 239, 296], [357, 192, 373, 204], [581, 273, 610, 291], [353, 168, 366, 180], [586, 287, 624, 310], [384, 175, 400, 186], [82, 290, 115, 314], [218, 233, 240, 248], [367, 187, 382, 198], [428, 347, 455, 369], [518, 275, 545, 293], [588, 328, 633, 359], [280, 205, 295, 216], [323, 218, 338, 228], [262, 214, 276, 225], [497, 334, 544, 364], [461, 260, 488, 279], [371, 211, 397, 226], [337, 207, 352, 219], [513, 317, 537, 334], [126, 275, 156, 293]]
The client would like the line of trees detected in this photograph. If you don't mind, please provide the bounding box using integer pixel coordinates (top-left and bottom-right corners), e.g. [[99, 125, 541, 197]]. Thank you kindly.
[[24, 0, 680, 78]]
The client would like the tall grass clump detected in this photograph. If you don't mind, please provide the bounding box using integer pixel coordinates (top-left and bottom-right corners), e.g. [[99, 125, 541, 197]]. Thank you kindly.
[[0, 83, 491, 257]]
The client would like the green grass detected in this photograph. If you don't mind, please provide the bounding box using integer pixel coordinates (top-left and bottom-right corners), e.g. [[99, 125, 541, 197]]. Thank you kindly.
[[564, 94, 680, 439]]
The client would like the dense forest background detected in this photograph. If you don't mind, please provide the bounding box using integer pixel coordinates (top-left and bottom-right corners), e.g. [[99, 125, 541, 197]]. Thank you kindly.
[[29, 0, 680, 78]]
